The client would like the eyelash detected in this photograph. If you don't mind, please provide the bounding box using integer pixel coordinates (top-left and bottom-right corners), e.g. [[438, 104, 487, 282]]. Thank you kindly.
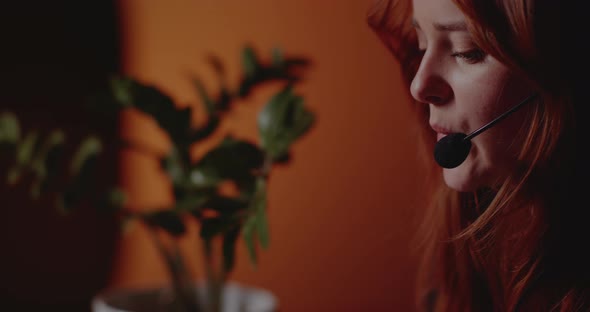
[[451, 49, 486, 64], [417, 48, 487, 64]]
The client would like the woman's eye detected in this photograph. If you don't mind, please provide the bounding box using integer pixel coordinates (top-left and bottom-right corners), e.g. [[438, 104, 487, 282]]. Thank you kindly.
[[451, 49, 486, 64]]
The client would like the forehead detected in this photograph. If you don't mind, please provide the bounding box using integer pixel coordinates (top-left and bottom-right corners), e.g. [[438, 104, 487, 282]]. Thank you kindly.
[[412, 0, 466, 27]]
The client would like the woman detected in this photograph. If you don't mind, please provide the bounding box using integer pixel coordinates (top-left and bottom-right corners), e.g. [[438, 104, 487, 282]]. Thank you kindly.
[[368, 0, 590, 311]]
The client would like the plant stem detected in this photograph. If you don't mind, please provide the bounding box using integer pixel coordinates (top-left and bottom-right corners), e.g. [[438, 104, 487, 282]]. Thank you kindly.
[[148, 226, 201, 312], [202, 240, 223, 312]]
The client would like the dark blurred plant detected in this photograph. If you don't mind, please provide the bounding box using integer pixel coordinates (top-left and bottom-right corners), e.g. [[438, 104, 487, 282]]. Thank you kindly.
[[0, 45, 314, 312]]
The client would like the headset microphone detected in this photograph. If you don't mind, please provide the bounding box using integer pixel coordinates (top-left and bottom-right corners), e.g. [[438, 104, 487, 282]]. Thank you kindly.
[[434, 93, 539, 169]]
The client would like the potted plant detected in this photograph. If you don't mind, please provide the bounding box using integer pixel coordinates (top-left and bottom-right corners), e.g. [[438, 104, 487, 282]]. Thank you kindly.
[[0, 44, 314, 312]]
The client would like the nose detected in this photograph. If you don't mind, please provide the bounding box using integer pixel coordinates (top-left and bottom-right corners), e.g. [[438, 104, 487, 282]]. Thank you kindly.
[[410, 52, 452, 105]]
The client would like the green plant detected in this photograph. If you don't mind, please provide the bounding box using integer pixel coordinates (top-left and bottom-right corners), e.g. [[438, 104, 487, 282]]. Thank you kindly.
[[0, 45, 314, 312]]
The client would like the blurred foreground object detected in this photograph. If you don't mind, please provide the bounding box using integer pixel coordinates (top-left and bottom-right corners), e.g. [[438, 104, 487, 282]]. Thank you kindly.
[[1, 44, 315, 312]]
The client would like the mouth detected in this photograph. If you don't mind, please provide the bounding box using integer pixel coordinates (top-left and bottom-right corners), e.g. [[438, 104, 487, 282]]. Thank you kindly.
[[430, 124, 453, 141]]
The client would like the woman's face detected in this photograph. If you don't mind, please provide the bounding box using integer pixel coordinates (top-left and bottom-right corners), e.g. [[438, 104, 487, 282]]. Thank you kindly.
[[411, 0, 534, 192]]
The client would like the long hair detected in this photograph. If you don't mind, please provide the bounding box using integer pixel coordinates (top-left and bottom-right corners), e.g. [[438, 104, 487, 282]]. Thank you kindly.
[[368, 1, 590, 311]]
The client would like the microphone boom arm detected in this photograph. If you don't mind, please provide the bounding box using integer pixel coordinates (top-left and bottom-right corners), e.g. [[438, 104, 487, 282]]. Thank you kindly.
[[464, 93, 539, 141]]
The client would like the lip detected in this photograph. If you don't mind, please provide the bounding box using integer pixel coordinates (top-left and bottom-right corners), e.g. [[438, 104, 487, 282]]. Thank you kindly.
[[430, 124, 453, 142], [430, 124, 453, 134]]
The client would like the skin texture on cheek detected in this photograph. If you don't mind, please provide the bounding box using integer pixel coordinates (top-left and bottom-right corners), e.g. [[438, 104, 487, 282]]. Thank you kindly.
[[443, 66, 533, 192]]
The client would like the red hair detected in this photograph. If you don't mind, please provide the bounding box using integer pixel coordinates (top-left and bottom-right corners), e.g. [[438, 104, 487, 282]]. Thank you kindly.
[[368, 1, 590, 311]]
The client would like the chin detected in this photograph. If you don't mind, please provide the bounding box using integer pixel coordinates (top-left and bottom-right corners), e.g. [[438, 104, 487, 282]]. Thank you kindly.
[[442, 166, 482, 192]]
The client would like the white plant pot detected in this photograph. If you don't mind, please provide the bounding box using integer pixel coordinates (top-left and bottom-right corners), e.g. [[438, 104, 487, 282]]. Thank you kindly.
[[91, 281, 278, 312]]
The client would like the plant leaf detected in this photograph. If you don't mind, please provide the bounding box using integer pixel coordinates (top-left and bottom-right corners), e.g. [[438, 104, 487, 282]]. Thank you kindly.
[[70, 136, 102, 177], [57, 136, 102, 213], [190, 116, 220, 143], [144, 210, 186, 237], [174, 192, 209, 213], [192, 77, 216, 115], [95, 187, 127, 214], [255, 195, 269, 249], [29, 130, 66, 198], [0, 111, 20, 146], [242, 215, 257, 268], [16, 132, 39, 167], [188, 165, 223, 189], [222, 225, 241, 273], [204, 195, 248, 216], [109, 76, 135, 107], [161, 147, 186, 185], [207, 54, 225, 77], [189, 137, 265, 188], [200, 216, 236, 240], [242, 45, 259, 77], [242, 177, 268, 268], [258, 86, 315, 160], [111, 76, 191, 144], [250, 178, 269, 249], [216, 87, 232, 112], [7, 131, 40, 185], [271, 47, 283, 67]]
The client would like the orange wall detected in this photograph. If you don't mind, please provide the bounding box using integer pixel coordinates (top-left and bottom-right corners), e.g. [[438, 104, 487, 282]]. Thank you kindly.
[[111, 1, 427, 311]]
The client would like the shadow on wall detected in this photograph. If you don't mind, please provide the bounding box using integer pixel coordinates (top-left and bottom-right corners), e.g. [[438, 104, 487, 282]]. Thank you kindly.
[[0, 2, 121, 311]]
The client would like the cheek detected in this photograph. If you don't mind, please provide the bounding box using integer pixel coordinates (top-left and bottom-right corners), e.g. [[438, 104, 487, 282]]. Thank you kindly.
[[442, 137, 509, 192], [485, 109, 529, 161], [475, 64, 534, 121], [466, 67, 532, 151], [479, 73, 534, 160], [465, 93, 533, 186], [442, 61, 534, 190]]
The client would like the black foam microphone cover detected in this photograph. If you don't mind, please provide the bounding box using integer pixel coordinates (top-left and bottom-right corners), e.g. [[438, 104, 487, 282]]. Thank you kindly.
[[433, 133, 472, 169]]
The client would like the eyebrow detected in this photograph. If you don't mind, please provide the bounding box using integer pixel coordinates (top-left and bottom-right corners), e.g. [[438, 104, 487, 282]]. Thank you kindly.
[[411, 18, 468, 32]]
